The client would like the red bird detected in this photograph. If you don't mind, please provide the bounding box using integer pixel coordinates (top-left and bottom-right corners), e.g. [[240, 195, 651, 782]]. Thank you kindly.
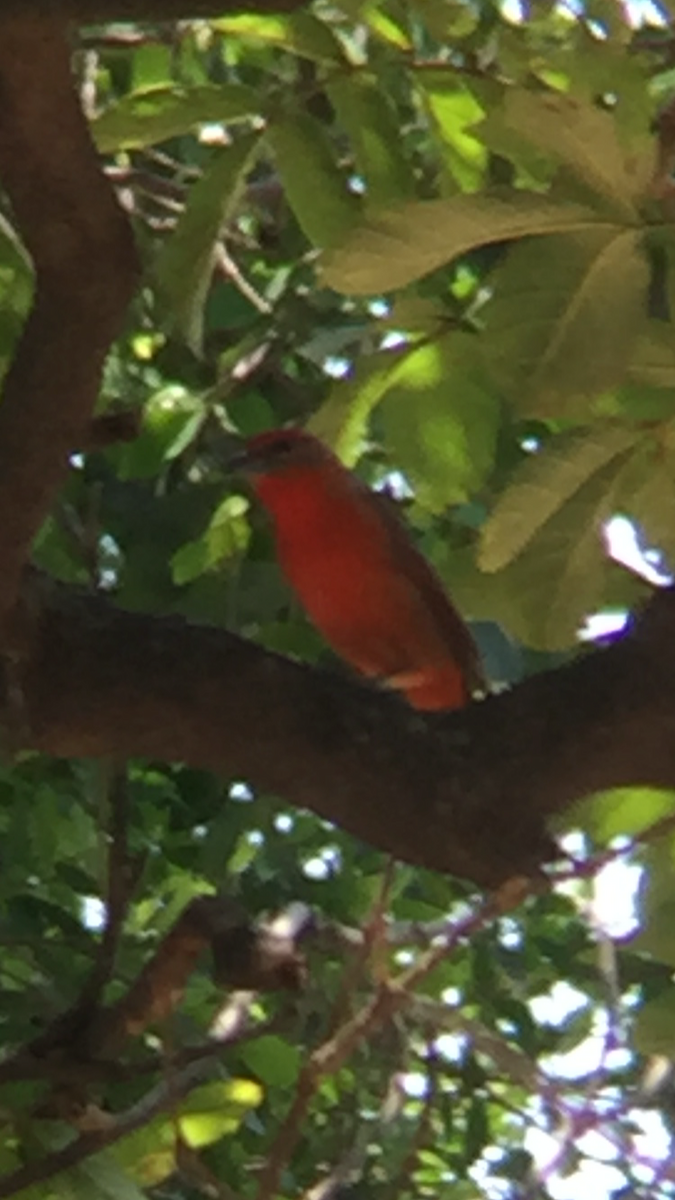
[[232, 429, 484, 711]]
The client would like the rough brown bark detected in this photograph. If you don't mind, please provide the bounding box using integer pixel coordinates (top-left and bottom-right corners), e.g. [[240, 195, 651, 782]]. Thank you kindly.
[[0, 13, 140, 638], [4, 576, 675, 889]]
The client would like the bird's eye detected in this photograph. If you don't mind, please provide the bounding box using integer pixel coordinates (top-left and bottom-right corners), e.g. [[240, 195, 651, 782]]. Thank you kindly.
[[270, 437, 295, 456]]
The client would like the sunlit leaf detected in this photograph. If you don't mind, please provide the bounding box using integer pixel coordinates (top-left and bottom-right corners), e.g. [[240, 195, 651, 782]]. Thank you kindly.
[[380, 333, 499, 508], [154, 132, 262, 353], [480, 426, 637, 572], [566, 787, 675, 842], [627, 322, 675, 390], [482, 228, 650, 417], [171, 495, 250, 584], [477, 88, 642, 215], [322, 193, 608, 294], [630, 838, 675, 968], [327, 73, 416, 206], [359, 1, 413, 48], [93, 84, 261, 152], [468, 460, 633, 649], [212, 12, 347, 63], [117, 387, 205, 480], [634, 988, 675, 1055], [417, 76, 486, 191], [179, 1079, 263, 1146], [240, 1035, 302, 1087], [267, 112, 360, 248], [308, 342, 423, 463]]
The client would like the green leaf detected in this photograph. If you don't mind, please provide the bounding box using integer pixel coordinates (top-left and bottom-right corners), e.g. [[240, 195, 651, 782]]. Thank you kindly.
[[308, 343, 424, 463], [322, 192, 607, 294], [412, 0, 479, 39], [358, 2, 413, 49], [482, 228, 649, 417], [327, 73, 416, 206], [240, 1034, 302, 1087], [553, 1004, 595, 1054], [154, 132, 262, 353], [634, 988, 675, 1056], [114, 1079, 262, 1186], [212, 12, 347, 63], [171, 495, 250, 585], [627, 322, 675, 390], [465, 1095, 489, 1163], [131, 44, 172, 91], [380, 334, 499, 508], [477, 89, 641, 216], [480, 425, 638, 573], [76, 1152, 148, 1200], [417, 76, 486, 191], [267, 112, 360, 248], [117, 387, 205, 480], [565, 787, 675, 842], [469, 458, 633, 649], [179, 1079, 263, 1147], [631, 838, 675, 969], [618, 430, 675, 567], [93, 84, 261, 152]]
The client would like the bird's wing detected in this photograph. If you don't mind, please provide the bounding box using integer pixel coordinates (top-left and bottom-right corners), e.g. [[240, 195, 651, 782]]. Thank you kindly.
[[370, 488, 487, 694]]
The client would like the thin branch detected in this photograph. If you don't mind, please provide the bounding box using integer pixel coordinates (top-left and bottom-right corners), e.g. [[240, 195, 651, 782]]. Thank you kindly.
[[385, 1042, 440, 1200], [325, 858, 398, 1038], [0, 993, 262, 1199], [254, 893, 508, 1200], [86, 894, 302, 1057], [0, 1051, 237, 1200], [254, 1070, 318, 1200], [83, 763, 137, 1010], [407, 996, 541, 1092]]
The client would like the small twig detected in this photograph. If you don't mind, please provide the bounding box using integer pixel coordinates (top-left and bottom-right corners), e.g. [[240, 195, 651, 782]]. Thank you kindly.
[[407, 995, 541, 1092], [213, 243, 272, 314], [301, 1136, 367, 1200], [106, 164, 189, 204], [325, 857, 397, 1038], [176, 1135, 243, 1200], [255, 889, 514, 1200], [254, 1071, 318, 1200], [386, 1042, 439, 1199], [0, 998, 259, 1200], [553, 808, 675, 888], [79, 28, 186, 48], [79, 763, 136, 1013], [301, 1065, 406, 1200]]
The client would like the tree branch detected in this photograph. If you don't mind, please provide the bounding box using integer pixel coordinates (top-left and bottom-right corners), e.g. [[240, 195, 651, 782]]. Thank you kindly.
[[1, 0, 310, 20], [6, 576, 675, 889], [0, 1029, 252, 1200], [0, 14, 139, 638]]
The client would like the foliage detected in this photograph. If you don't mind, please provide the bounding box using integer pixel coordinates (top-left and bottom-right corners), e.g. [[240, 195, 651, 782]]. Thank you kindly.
[[2, 2, 675, 1198]]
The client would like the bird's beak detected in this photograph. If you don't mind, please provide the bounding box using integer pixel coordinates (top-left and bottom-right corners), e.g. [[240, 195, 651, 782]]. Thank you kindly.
[[229, 443, 271, 476], [228, 445, 252, 474]]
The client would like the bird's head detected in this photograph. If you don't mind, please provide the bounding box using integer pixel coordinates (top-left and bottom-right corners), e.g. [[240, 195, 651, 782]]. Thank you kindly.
[[230, 428, 337, 479]]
